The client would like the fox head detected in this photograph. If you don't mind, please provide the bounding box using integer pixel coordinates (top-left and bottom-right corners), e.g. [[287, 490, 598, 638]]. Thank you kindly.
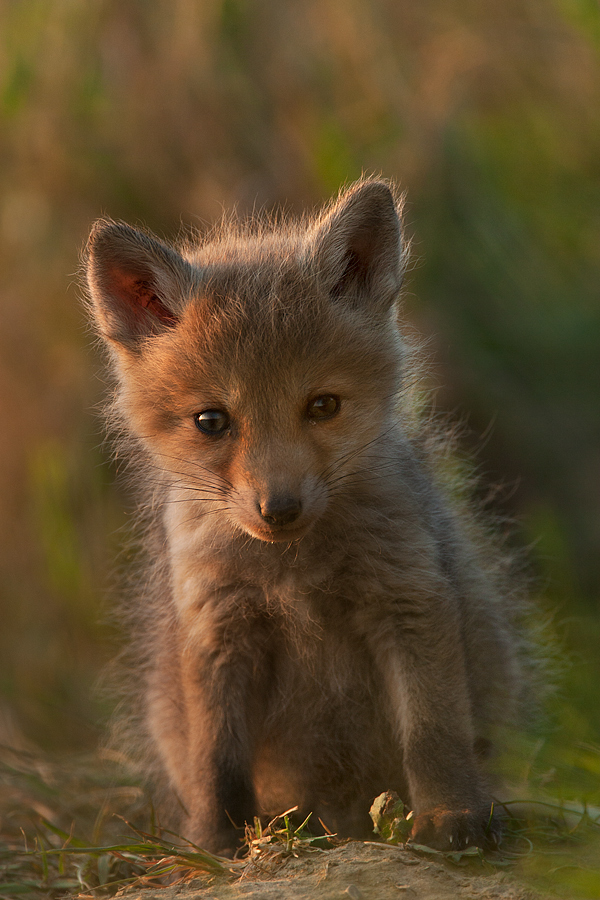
[[85, 180, 406, 543]]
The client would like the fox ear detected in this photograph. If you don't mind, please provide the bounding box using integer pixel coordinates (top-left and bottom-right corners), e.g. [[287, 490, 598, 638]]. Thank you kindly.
[[85, 220, 197, 350], [308, 180, 404, 314]]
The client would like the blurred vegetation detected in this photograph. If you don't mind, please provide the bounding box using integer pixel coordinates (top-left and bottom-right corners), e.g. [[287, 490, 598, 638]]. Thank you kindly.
[[0, 0, 598, 834]]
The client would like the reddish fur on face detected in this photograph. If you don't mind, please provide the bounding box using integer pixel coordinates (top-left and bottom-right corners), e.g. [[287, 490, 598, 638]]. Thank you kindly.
[[85, 180, 527, 856]]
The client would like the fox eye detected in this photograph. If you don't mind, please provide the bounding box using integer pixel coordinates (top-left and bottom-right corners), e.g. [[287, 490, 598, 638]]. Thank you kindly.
[[194, 409, 230, 435], [306, 394, 340, 420]]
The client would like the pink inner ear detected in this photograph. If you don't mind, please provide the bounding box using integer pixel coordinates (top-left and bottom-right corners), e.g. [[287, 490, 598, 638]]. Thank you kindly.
[[108, 267, 178, 327]]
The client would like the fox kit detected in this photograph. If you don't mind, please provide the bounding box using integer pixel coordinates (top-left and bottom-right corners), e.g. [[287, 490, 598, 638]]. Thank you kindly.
[[86, 180, 524, 855]]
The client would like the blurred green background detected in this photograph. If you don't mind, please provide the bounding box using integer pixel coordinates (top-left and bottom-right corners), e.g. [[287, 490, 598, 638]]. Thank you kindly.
[[0, 0, 598, 786]]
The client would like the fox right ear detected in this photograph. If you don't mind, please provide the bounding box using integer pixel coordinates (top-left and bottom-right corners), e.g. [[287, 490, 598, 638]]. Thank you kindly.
[[85, 220, 197, 351], [307, 180, 405, 316]]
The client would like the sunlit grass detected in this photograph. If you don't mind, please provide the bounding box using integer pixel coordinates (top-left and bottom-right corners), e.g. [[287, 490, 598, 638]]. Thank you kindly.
[[0, 745, 232, 897], [4, 738, 600, 898], [0, 750, 332, 897]]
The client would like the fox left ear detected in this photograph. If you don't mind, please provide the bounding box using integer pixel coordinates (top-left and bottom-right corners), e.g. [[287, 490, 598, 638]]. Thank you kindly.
[[85, 219, 198, 352], [308, 180, 405, 315]]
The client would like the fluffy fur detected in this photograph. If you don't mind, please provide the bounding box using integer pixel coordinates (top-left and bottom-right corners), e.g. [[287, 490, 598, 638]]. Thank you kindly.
[[85, 179, 528, 855]]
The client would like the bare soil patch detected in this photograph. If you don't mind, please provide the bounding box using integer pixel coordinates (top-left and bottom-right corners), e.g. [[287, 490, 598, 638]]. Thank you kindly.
[[117, 841, 552, 900]]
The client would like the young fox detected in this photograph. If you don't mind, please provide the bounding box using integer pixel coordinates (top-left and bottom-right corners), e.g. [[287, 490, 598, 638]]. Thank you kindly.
[[86, 180, 524, 855]]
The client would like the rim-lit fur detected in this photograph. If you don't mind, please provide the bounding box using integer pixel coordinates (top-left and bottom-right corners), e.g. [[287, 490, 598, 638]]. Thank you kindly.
[[85, 179, 531, 854]]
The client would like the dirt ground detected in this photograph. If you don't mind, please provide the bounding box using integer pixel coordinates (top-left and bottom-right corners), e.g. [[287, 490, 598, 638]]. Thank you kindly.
[[117, 841, 553, 900]]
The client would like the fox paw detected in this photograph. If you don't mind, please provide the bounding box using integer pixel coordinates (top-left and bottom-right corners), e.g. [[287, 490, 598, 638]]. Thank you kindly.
[[410, 805, 500, 851]]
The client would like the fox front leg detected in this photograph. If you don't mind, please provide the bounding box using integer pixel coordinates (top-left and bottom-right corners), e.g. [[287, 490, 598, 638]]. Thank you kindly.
[[180, 651, 258, 856], [401, 718, 500, 850], [371, 606, 498, 850], [146, 613, 267, 857]]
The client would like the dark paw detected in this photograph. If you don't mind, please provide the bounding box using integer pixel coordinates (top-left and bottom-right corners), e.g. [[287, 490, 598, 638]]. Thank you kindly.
[[212, 843, 239, 859], [410, 805, 500, 851], [185, 825, 243, 859]]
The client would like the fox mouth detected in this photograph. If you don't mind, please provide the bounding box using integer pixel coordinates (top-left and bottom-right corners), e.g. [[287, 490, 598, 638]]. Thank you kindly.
[[240, 519, 312, 543]]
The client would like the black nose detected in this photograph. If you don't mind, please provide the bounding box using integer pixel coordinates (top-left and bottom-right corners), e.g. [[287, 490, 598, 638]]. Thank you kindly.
[[259, 496, 302, 526]]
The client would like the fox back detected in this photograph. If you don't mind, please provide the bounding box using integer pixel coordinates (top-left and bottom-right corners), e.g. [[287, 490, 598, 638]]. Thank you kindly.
[[86, 180, 524, 855]]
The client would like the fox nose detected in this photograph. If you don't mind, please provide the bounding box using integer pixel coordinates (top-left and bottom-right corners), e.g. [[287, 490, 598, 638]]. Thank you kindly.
[[259, 495, 302, 526]]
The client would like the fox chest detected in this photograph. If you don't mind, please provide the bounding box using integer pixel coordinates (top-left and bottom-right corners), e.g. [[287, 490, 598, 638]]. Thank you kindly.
[[186, 578, 391, 725]]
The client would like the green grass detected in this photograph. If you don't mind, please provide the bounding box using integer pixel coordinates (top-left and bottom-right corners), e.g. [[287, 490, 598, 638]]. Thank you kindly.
[[0, 745, 231, 897], [0, 748, 335, 897], [3, 744, 600, 899]]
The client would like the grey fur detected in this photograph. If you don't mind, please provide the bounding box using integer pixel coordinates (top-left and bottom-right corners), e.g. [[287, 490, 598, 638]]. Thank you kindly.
[[85, 179, 532, 855]]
